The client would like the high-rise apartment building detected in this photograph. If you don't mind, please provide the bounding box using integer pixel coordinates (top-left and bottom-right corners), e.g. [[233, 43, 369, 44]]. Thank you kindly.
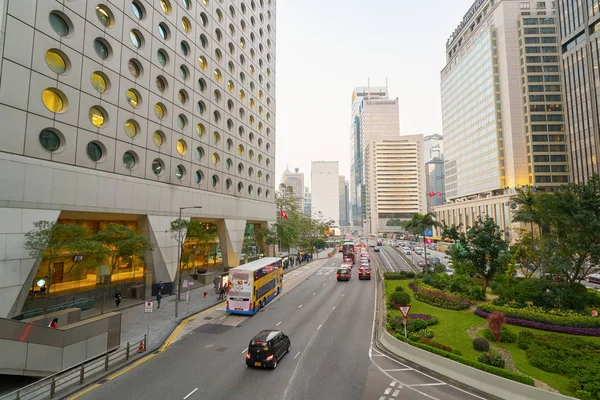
[[281, 167, 304, 210], [424, 134, 445, 210], [303, 186, 311, 216], [338, 175, 349, 226], [0, 0, 276, 318], [557, 0, 600, 183], [436, 0, 566, 237], [311, 161, 339, 225], [349, 85, 400, 228], [364, 136, 426, 235]]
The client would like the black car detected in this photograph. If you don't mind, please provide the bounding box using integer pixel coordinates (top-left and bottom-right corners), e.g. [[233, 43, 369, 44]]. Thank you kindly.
[[337, 267, 351, 281], [246, 330, 291, 369], [373, 247, 381, 252]]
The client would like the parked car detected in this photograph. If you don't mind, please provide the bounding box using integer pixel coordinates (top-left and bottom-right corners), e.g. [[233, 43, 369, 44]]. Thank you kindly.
[[246, 330, 291, 369]]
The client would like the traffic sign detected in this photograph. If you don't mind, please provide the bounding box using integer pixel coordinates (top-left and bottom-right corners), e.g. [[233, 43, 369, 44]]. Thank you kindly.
[[183, 280, 189, 288], [144, 301, 153, 313], [399, 306, 411, 318]]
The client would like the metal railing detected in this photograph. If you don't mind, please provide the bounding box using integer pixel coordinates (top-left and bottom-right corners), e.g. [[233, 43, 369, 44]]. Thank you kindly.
[[15, 297, 96, 320], [0, 336, 147, 400]]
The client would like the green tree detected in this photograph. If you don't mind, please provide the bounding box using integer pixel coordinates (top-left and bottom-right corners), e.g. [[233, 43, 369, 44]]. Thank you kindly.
[[451, 217, 511, 294], [94, 223, 153, 312], [533, 175, 600, 283], [404, 212, 441, 272], [386, 218, 404, 227], [510, 229, 551, 279]]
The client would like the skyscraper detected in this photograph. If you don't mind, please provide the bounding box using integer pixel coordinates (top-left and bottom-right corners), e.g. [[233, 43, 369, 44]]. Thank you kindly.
[[436, 0, 567, 237], [304, 186, 311, 216], [364, 136, 426, 234], [424, 134, 445, 210], [339, 175, 349, 226], [281, 167, 305, 210], [311, 161, 340, 225], [557, 0, 600, 183], [349, 84, 400, 229], [0, 0, 276, 318]]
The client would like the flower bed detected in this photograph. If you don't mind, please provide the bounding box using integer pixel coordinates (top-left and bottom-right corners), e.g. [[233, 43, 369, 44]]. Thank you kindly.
[[409, 280, 471, 310], [477, 304, 600, 329], [475, 309, 600, 336]]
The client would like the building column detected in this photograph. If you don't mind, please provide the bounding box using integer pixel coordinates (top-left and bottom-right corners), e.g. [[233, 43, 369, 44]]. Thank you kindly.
[[0, 208, 61, 318], [217, 219, 247, 268], [144, 215, 190, 285]]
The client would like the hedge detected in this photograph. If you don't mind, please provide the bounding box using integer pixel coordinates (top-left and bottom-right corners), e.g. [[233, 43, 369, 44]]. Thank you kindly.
[[391, 332, 535, 386], [477, 304, 600, 329], [384, 271, 415, 280], [475, 309, 600, 336], [409, 281, 471, 310]]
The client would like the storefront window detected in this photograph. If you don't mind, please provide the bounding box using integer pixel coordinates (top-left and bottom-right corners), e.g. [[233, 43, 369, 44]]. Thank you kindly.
[[181, 223, 222, 271]]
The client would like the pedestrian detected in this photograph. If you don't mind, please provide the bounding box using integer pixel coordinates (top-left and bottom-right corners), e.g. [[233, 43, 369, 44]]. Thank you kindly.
[[48, 317, 58, 329], [225, 282, 230, 296], [156, 291, 163, 309], [218, 285, 225, 301], [114, 290, 122, 308], [213, 276, 219, 293], [158, 281, 164, 294]]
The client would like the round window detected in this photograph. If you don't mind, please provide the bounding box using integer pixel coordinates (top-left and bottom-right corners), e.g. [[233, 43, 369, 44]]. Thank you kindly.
[[96, 5, 114, 28], [41, 88, 66, 113], [93, 38, 111, 60], [212, 175, 219, 188], [123, 151, 136, 169], [91, 71, 109, 93], [126, 89, 141, 108], [157, 49, 169, 66], [152, 159, 164, 175], [132, 1, 145, 19], [87, 141, 103, 161], [195, 146, 205, 161], [128, 59, 142, 78], [49, 11, 70, 37], [195, 170, 204, 184], [89, 106, 107, 127], [175, 165, 185, 180], [124, 119, 139, 138], [130, 30, 144, 48], [39, 129, 61, 152], [45, 49, 68, 74], [153, 131, 165, 147], [154, 103, 166, 120], [158, 23, 170, 40]]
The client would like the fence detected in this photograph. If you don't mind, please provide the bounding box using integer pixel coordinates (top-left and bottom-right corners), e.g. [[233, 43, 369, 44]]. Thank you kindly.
[[15, 297, 95, 321], [0, 336, 147, 400]]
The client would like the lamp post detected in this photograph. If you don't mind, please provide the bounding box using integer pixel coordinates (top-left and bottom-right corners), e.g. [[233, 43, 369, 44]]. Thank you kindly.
[[175, 205, 203, 318]]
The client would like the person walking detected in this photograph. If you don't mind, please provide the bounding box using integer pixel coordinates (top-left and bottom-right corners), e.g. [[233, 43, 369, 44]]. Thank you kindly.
[[48, 317, 58, 329], [156, 291, 163, 309], [218, 285, 225, 301], [158, 281, 164, 294], [114, 290, 122, 308]]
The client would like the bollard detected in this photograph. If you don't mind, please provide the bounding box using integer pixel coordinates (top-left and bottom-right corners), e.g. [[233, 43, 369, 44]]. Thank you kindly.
[[105, 352, 109, 371], [80, 364, 84, 384], [144, 334, 147, 351], [50, 377, 56, 398], [126, 342, 130, 361]]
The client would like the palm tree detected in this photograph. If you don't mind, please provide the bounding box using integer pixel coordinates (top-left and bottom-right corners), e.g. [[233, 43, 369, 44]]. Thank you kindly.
[[511, 186, 541, 259], [404, 212, 441, 272]]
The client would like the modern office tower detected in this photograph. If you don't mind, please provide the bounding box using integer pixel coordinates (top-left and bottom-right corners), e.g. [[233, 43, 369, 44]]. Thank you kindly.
[[303, 186, 311, 216], [436, 0, 564, 238], [311, 161, 340, 225], [424, 134, 446, 210], [281, 167, 304, 210], [557, 0, 600, 183], [344, 179, 350, 226], [349, 84, 400, 229], [0, 0, 276, 318], [364, 136, 426, 235], [338, 175, 349, 226]]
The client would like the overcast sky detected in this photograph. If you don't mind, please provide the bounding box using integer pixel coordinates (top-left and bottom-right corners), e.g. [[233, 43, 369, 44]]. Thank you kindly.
[[274, 0, 475, 186]]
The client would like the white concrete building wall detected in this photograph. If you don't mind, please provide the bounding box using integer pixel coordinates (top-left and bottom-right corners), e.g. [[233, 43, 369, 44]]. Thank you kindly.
[[311, 161, 339, 225]]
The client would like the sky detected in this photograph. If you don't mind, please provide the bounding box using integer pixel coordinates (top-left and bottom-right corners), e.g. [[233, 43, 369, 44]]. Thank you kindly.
[[274, 0, 475, 187]]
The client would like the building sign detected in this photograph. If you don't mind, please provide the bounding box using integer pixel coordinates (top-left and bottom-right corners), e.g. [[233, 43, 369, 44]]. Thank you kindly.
[[447, 0, 487, 48]]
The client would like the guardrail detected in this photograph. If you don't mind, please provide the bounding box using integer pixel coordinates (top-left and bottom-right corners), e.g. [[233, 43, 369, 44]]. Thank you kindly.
[[15, 297, 95, 320], [0, 336, 147, 400]]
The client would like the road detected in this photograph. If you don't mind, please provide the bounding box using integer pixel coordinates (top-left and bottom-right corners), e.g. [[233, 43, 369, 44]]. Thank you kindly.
[[71, 254, 487, 400]]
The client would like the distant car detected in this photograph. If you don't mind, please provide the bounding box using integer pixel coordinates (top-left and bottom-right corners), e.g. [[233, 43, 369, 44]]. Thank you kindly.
[[429, 257, 441, 265], [417, 261, 426, 268], [415, 248, 423, 255], [337, 267, 351, 281], [246, 330, 291, 369], [358, 267, 372, 280], [587, 273, 600, 284], [402, 247, 411, 255], [374, 247, 381, 252]]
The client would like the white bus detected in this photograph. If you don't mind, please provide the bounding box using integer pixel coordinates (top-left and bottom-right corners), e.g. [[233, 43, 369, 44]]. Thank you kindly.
[[226, 257, 283, 315]]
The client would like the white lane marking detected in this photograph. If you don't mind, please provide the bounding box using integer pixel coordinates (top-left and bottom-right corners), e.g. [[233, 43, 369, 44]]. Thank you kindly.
[[313, 292, 316, 296], [390, 381, 397, 387], [276, 321, 282, 326], [384, 368, 412, 372], [332, 306, 336, 310], [409, 383, 446, 387], [378, 397, 386, 400], [298, 304, 303, 309], [183, 388, 198, 399], [341, 293, 345, 297], [317, 324, 322, 330], [384, 388, 392, 395], [323, 283, 327, 286], [219, 316, 226, 320], [392, 389, 400, 397], [241, 347, 248, 354], [294, 351, 301, 359]]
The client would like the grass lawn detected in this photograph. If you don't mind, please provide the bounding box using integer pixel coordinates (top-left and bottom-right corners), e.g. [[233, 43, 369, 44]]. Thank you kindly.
[[385, 279, 600, 397]]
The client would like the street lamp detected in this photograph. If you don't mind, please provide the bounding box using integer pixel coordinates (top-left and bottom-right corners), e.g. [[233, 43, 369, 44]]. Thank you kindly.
[[175, 205, 203, 318]]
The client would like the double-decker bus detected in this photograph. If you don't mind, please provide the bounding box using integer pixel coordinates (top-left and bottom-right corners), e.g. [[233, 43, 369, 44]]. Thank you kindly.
[[342, 242, 356, 264], [226, 257, 283, 315]]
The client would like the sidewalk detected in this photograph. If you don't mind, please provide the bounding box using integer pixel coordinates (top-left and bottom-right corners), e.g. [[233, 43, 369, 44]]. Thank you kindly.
[[82, 248, 334, 351]]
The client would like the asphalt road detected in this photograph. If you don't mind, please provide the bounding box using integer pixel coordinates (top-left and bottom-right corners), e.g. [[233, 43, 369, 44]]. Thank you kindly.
[[73, 254, 487, 400]]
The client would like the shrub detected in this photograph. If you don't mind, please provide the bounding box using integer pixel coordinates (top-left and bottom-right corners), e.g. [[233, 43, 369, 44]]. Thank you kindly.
[[410, 280, 471, 310], [384, 271, 415, 280], [488, 311, 505, 342], [391, 291, 411, 307], [473, 338, 490, 352], [393, 333, 534, 386], [411, 318, 428, 332], [476, 304, 600, 331], [408, 328, 434, 341], [477, 351, 505, 369], [483, 327, 517, 343], [395, 286, 404, 292], [407, 314, 439, 326], [467, 288, 487, 301], [387, 315, 405, 333], [433, 263, 446, 274]]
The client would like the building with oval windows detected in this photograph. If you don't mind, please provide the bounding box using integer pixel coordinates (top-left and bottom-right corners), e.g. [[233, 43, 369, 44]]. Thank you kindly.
[[0, 0, 276, 318]]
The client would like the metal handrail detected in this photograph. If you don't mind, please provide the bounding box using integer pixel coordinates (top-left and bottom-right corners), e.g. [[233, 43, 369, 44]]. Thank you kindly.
[[0, 336, 146, 400]]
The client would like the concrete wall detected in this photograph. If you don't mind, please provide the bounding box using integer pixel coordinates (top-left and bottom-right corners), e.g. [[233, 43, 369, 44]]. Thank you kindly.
[[0, 312, 120, 377], [379, 331, 573, 400]]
